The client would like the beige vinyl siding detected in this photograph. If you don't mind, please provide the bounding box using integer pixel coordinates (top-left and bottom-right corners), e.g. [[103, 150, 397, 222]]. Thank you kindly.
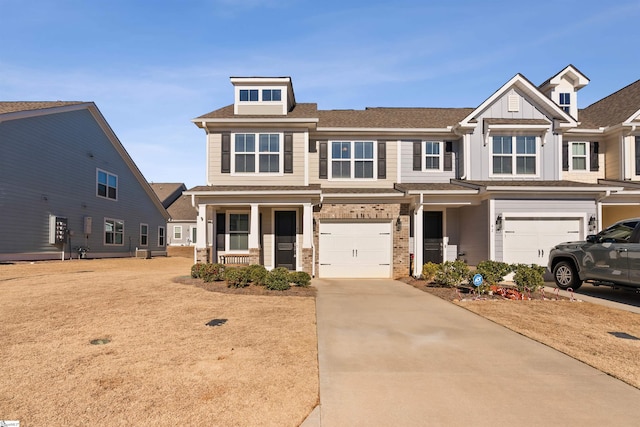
[[604, 133, 621, 180], [308, 137, 397, 188], [207, 131, 306, 186]]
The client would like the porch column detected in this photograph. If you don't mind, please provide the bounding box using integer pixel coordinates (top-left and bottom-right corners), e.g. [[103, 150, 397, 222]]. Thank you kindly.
[[249, 203, 259, 249], [414, 205, 423, 277], [195, 203, 209, 263], [302, 203, 312, 248]]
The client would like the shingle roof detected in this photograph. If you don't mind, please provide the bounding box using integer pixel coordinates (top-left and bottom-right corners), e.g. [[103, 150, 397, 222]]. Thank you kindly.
[[196, 103, 318, 119], [149, 183, 186, 208], [578, 79, 640, 128], [483, 118, 550, 125], [395, 182, 478, 192], [460, 180, 611, 188], [167, 195, 197, 221], [187, 185, 321, 192], [317, 107, 473, 128], [0, 101, 84, 114]]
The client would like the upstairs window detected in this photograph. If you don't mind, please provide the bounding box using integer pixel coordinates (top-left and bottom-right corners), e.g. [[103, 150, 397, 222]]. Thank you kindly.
[[559, 92, 571, 114], [492, 135, 537, 176], [330, 141, 374, 179], [570, 142, 588, 171], [239, 89, 258, 101], [424, 141, 442, 171], [233, 133, 281, 174], [97, 169, 117, 200], [262, 89, 281, 101]]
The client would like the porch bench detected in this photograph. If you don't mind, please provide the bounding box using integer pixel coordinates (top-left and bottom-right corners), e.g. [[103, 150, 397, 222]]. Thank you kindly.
[[218, 254, 251, 265]]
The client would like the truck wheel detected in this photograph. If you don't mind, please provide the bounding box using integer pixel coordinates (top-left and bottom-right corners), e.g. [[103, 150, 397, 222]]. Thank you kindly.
[[553, 261, 582, 290]]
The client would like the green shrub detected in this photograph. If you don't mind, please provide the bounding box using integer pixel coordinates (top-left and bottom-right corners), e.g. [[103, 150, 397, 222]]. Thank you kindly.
[[246, 264, 268, 286], [512, 264, 545, 292], [201, 263, 225, 282], [289, 271, 311, 287], [475, 260, 513, 286], [265, 267, 291, 291], [225, 267, 250, 288], [191, 263, 206, 279], [433, 260, 470, 287], [421, 262, 439, 282]]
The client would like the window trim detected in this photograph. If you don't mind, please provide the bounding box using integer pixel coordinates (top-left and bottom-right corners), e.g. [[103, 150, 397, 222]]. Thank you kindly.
[[226, 211, 250, 252], [104, 218, 124, 246], [489, 135, 540, 178], [238, 87, 282, 103], [559, 92, 571, 114], [568, 141, 590, 172], [423, 141, 443, 172], [158, 226, 165, 247], [328, 140, 377, 180], [173, 225, 182, 240], [96, 169, 118, 201], [140, 223, 148, 247], [231, 132, 284, 176]]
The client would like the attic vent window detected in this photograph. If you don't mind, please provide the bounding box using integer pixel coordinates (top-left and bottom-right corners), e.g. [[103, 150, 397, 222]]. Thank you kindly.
[[508, 95, 520, 112]]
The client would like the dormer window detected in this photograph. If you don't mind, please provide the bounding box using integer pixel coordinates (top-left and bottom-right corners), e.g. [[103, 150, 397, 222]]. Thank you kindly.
[[559, 93, 571, 113], [238, 88, 282, 102]]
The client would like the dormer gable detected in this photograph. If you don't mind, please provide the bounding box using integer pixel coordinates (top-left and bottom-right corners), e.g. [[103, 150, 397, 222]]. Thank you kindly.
[[231, 76, 296, 116], [539, 65, 589, 120]]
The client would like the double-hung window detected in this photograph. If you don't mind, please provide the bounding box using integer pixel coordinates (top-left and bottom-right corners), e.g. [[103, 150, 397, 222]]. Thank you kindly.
[[234, 133, 280, 173], [492, 135, 537, 176], [140, 223, 148, 246], [331, 141, 374, 179], [424, 141, 442, 171], [173, 226, 182, 240], [559, 93, 571, 114], [105, 218, 124, 245], [228, 213, 249, 251], [570, 142, 588, 171], [97, 169, 117, 200]]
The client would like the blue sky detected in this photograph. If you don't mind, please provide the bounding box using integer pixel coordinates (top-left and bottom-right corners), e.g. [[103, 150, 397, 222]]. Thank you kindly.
[[2, 0, 639, 188]]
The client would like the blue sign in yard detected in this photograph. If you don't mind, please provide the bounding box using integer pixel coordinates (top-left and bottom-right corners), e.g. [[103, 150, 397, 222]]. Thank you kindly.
[[472, 274, 483, 287]]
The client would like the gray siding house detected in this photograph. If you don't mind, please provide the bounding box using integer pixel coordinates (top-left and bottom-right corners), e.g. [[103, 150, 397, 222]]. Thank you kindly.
[[0, 102, 169, 261]]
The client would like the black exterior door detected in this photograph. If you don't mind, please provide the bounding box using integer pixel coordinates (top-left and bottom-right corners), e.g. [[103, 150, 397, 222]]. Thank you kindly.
[[275, 211, 296, 270], [423, 211, 443, 264]]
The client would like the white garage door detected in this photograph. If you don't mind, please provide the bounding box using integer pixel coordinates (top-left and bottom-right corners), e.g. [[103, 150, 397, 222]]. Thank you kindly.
[[319, 221, 392, 278], [503, 217, 583, 266]]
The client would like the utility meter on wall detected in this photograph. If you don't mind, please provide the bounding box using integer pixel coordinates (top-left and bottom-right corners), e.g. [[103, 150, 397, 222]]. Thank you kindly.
[[49, 215, 68, 245]]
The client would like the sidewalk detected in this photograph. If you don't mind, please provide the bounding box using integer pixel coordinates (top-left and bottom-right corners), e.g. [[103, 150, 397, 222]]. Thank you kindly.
[[308, 278, 640, 427]]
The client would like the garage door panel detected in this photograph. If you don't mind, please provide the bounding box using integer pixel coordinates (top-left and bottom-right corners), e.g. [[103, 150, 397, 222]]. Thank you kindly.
[[319, 222, 392, 278]]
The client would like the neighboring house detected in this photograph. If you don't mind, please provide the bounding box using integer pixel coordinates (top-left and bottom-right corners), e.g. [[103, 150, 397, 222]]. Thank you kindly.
[[0, 101, 170, 261], [185, 67, 639, 278], [149, 182, 185, 209], [149, 182, 196, 246]]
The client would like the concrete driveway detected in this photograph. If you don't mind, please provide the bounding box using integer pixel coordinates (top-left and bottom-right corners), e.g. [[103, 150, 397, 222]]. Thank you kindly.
[[311, 278, 640, 427]]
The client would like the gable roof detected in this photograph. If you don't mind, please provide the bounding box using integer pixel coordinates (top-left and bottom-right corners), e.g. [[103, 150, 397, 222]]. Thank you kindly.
[[167, 194, 197, 221], [149, 182, 186, 209], [538, 64, 590, 91], [0, 101, 84, 115], [578, 79, 640, 128]]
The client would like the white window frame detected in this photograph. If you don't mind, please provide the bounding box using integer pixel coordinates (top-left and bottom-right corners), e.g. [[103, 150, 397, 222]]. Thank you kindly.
[[158, 226, 165, 247], [231, 132, 284, 175], [140, 223, 148, 247], [104, 218, 124, 246], [173, 225, 182, 240], [226, 211, 250, 252], [96, 169, 118, 201], [238, 87, 282, 103], [329, 140, 377, 180], [423, 141, 443, 172], [569, 141, 590, 172], [559, 92, 571, 113], [490, 135, 540, 177]]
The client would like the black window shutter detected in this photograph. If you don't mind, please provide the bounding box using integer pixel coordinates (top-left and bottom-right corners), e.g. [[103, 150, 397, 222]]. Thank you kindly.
[[562, 141, 569, 171], [319, 141, 328, 179], [377, 141, 386, 179], [444, 141, 453, 171], [589, 141, 599, 171], [221, 133, 231, 174], [308, 140, 317, 153], [284, 133, 293, 174], [216, 213, 225, 251], [413, 141, 422, 171]]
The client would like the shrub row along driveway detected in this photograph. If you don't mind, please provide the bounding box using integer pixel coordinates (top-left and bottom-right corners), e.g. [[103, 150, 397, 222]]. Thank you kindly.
[[0, 257, 318, 427]]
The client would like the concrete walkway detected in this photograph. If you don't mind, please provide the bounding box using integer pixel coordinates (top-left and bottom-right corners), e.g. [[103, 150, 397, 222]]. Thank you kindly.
[[309, 278, 640, 427]]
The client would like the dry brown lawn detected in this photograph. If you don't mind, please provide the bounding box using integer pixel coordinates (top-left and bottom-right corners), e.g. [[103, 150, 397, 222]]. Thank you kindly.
[[0, 257, 318, 427]]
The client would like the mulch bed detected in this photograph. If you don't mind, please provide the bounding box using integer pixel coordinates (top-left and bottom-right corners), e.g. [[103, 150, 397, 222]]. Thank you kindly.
[[399, 277, 568, 302], [173, 276, 317, 297]]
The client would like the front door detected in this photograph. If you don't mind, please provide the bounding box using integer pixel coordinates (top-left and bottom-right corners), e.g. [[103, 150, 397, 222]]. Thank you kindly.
[[275, 211, 296, 270], [423, 211, 443, 264]]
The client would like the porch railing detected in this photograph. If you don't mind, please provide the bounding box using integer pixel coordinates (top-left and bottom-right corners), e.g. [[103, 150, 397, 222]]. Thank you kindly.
[[218, 254, 250, 265]]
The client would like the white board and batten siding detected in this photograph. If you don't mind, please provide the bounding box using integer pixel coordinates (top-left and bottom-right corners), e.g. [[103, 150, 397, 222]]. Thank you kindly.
[[318, 221, 392, 278]]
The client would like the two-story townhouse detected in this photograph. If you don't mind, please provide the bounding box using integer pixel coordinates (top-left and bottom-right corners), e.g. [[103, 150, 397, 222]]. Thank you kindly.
[[0, 102, 170, 261], [187, 68, 636, 279]]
